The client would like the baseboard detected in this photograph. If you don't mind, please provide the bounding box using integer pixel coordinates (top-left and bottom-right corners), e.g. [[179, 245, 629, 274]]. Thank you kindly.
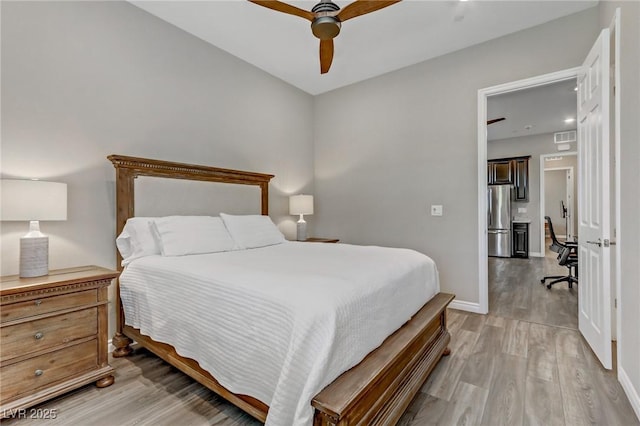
[[529, 251, 544, 258], [448, 299, 485, 314], [619, 366, 640, 422]]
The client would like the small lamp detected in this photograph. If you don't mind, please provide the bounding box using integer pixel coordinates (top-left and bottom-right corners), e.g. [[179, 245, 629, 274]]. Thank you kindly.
[[1, 179, 67, 277], [289, 194, 314, 241]]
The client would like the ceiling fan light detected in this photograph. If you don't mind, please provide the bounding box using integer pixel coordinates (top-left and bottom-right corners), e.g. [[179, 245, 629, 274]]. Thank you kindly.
[[311, 16, 341, 39]]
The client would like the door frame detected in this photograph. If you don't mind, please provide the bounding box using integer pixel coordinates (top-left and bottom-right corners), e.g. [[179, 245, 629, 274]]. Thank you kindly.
[[541, 153, 577, 247], [477, 67, 579, 314], [478, 64, 621, 367]]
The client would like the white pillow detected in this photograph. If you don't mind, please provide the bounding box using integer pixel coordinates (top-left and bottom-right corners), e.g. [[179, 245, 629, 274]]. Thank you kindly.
[[116, 217, 162, 266], [220, 213, 285, 249], [152, 216, 235, 256], [115, 232, 133, 261]]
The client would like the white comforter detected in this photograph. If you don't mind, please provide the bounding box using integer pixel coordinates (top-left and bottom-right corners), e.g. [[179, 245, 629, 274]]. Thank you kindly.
[[119, 242, 439, 425]]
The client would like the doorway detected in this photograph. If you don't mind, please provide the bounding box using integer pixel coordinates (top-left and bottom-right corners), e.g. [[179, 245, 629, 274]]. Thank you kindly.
[[484, 80, 580, 330], [541, 152, 578, 247], [544, 168, 573, 238], [477, 67, 580, 316], [477, 43, 620, 369]]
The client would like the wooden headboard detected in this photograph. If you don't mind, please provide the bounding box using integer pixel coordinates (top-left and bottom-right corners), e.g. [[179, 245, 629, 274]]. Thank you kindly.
[[108, 155, 275, 266]]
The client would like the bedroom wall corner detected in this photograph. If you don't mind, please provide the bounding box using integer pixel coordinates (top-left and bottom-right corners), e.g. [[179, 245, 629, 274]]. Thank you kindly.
[[0, 1, 315, 337]]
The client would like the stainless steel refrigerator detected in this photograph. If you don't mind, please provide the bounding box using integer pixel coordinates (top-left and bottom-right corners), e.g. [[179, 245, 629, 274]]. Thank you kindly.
[[488, 184, 512, 257]]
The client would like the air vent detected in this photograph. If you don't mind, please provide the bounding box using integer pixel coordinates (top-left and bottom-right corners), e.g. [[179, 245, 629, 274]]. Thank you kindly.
[[554, 130, 577, 144]]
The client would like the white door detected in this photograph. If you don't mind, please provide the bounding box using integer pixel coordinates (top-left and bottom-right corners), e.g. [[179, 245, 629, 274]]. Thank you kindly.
[[577, 28, 612, 369]]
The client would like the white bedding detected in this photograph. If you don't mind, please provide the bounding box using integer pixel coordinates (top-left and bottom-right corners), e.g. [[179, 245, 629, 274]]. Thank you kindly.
[[119, 241, 439, 426]]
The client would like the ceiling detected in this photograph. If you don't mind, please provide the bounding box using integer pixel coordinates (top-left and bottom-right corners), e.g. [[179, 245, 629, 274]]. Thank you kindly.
[[131, 0, 597, 95], [487, 78, 577, 141]]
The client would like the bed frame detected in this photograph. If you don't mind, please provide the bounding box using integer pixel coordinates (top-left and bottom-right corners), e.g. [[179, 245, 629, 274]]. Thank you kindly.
[[108, 154, 454, 426]]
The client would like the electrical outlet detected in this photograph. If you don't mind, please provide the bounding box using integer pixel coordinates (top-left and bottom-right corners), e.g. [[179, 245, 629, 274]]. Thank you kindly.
[[431, 205, 443, 216]]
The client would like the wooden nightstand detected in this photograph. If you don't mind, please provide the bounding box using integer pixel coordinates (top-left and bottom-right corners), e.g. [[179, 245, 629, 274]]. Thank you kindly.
[[0, 265, 117, 415], [304, 237, 339, 243]]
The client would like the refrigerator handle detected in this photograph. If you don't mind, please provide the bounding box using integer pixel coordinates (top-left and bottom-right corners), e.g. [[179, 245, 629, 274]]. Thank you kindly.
[[488, 188, 492, 227]]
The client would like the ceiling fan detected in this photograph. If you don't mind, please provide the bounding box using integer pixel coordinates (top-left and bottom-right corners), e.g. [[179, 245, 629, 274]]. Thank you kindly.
[[248, 0, 401, 74], [487, 117, 506, 125]]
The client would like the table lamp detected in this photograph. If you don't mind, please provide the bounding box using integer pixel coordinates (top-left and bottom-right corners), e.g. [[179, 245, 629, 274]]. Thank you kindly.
[[1, 179, 67, 277], [289, 194, 313, 241]]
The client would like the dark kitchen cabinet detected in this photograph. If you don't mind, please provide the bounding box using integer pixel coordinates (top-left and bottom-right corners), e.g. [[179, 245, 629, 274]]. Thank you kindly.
[[512, 222, 529, 258], [488, 156, 530, 202], [488, 160, 513, 184], [513, 158, 529, 201]]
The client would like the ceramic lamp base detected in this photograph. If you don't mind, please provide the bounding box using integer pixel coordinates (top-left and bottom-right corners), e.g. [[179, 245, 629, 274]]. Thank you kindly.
[[20, 235, 49, 278], [296, 219, 307, 241]]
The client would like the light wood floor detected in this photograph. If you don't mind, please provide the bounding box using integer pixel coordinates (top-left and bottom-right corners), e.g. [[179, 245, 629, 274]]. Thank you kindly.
[[488, 242, 578, 329], [3, 253, 638, 426]]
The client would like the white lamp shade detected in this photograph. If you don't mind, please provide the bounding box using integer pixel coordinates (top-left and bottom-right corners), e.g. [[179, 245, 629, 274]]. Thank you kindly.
[[289, 194, 314, 215], [1, 180, 67, 221]]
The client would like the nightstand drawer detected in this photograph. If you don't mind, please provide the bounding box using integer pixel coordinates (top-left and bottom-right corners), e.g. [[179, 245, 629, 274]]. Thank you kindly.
[[1, 289, 97, 323], [1, 308, 97, 361], [0, 339, 98, 401]]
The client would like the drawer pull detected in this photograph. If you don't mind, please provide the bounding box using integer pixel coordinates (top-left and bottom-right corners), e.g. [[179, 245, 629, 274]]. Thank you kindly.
[[34, 332, 44, 340], [34, 369, 44, 377], [34, 299, 42, 306]]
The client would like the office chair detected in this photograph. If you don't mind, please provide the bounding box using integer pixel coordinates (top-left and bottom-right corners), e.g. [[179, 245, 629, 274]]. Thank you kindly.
[[543, 245, 579, 289], [540, 216, 578, 289]]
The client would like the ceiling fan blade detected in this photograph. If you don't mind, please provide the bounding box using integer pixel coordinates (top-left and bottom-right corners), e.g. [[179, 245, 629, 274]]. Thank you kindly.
[[320, 39, 334, 74], [337, 0, 401, 22], [248, 0, 314, 21], [487, 117, 506, 125]]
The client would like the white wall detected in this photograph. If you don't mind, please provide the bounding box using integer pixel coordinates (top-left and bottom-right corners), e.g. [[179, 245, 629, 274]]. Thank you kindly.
[[314, 9, 599, 304], [0, 1, 314, 334], [599, 1, 640, 420]]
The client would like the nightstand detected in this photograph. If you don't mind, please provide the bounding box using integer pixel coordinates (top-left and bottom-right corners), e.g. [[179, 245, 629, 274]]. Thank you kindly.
[[304, 237, 339, 243], [0, 265, 117, 414]]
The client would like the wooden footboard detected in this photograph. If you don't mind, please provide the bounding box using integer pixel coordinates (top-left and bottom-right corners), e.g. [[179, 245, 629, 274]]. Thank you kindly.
[[114, 292, 454, 426], [312, 292, 454, 426]]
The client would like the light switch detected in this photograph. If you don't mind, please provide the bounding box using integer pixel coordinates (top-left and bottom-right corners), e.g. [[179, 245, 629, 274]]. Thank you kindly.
[[518, 207, 527, 213], [431, 205, 443, 216]]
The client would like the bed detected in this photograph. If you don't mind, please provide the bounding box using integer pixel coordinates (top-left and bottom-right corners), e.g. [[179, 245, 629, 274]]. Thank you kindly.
[[108, 154, 454, 426]]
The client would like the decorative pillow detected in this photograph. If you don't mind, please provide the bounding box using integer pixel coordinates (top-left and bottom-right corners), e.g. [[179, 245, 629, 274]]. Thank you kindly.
[[116, 217, 162, 266], [220, 213, 286, 249], [152, 216, 235, 256]]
